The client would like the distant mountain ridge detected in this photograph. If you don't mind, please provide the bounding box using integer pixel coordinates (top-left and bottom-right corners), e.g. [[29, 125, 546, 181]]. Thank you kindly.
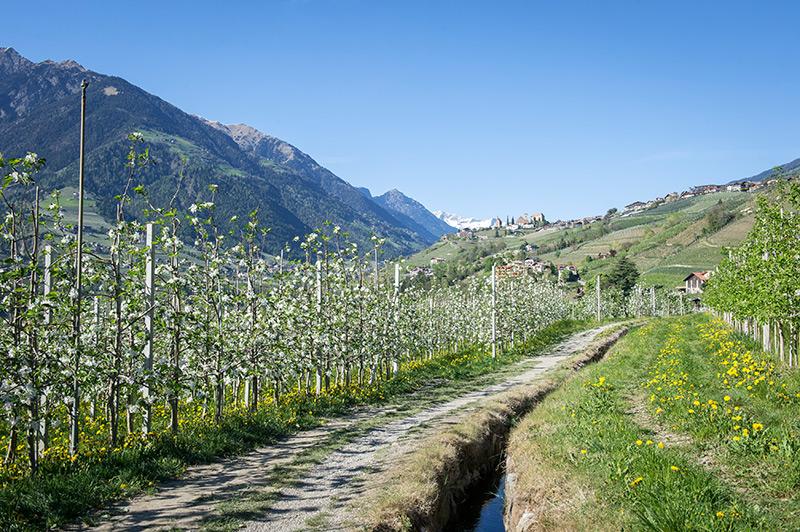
[[0, 46, 441, 256], [730, 157, 800, 184], [371, 189, 455, 240]]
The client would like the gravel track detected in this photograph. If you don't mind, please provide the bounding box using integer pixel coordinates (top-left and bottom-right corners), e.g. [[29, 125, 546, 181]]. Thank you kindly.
[[91, 325, 611, 531]]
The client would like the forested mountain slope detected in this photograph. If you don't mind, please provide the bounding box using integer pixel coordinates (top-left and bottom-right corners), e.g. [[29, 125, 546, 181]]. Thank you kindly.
[[0, 47, 437, 256]]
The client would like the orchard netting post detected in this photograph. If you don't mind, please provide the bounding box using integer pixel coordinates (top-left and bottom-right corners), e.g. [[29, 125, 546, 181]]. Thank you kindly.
[[392, 263, 400, 375], [69, 79, 89, 457], [595, 275, 601, 321], [650, 286, 656, 316], [491, 263, 497, 359], [315, 256, 323, 396], [142, 223, 156, 435]]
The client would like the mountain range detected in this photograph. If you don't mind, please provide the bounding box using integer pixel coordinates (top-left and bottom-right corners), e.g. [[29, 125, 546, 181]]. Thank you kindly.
[[731, 157, 800, 184], [0, 47, 452, 256]]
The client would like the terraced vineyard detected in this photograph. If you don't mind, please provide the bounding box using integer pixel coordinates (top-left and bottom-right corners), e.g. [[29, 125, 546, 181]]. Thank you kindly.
[[409, 190, 759, 288]]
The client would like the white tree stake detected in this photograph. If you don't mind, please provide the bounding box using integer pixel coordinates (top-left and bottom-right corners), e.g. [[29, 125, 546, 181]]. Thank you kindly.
[[491, 264, 497, 359], [142, 223, 155, 434]]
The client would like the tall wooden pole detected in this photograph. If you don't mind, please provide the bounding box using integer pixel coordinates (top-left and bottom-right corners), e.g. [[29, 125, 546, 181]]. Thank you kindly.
[[69, 79, 88, 457], [142, 223, 155, 434]]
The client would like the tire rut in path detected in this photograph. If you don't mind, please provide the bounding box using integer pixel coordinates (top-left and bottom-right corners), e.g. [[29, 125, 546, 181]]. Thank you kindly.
[[245, 325, 613, 532]]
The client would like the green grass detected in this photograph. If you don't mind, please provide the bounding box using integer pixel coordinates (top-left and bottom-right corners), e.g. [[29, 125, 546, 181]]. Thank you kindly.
[[0, 320, 592, 531], [506, 314, 800, 530]]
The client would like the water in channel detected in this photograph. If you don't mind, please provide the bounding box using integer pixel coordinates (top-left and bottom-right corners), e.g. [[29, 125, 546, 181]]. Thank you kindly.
[[467, 474, 507, 531]]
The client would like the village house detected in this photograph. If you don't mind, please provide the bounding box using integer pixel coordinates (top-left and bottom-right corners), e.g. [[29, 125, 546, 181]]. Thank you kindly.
[[682, 271, 711, 294], [407, 266, 433, 279], [523, 258, 550, 273], [624, 201, 647, 213], [691, 184, 721, 195], [498, 259, 551, 278], [430, 257, 446, 265]]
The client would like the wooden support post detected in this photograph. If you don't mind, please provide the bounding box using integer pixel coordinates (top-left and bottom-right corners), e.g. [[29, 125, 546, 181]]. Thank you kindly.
[[315, 257, 322, 396], [650, 286, 656, 316], [142, 223, 155, 435], [43, 245, 52, 324], [595, 275, 601, 321], [392, 263, 400, 375], [491, 264, 497, 359]]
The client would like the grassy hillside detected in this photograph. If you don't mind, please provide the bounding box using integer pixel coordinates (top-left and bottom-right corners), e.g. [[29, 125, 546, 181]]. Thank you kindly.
[[407, 189, 763, 288]]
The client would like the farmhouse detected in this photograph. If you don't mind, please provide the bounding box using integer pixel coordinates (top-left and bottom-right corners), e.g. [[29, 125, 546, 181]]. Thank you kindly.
[[683, 271, 711, 294]]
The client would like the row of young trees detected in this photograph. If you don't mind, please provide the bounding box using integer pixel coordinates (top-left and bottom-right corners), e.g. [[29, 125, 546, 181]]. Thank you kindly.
[[0, 141, 601, 475], [0, 139, 691, 477], [704, 180, 800, 365]]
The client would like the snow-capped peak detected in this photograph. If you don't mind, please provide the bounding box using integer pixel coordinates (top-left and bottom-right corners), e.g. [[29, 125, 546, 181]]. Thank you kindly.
[[433, 210, 493, 230]]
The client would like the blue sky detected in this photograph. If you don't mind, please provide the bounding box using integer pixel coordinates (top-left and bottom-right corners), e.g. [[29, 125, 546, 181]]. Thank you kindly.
[[4, 1, 800, 220]]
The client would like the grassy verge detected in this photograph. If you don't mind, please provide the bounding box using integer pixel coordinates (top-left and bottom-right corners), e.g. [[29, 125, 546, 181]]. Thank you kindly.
[[358, 324, 631, 531], [0, 319, 591, 531], [505, 314, 800, 530]]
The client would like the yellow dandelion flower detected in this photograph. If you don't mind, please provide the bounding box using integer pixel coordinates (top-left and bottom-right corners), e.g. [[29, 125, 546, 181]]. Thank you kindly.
[[580, 449, 588, 455], [657, 442, 665, 449], [635, 439, 643, 446], [670, 465, 680, 472], [630, 476, 643, 487], [716, 511, 725, 518]]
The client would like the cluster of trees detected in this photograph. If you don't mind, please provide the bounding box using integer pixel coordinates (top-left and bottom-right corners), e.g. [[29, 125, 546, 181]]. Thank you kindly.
[[702, 199, 736, 236], [704, 181, 800, 364], [425, 242, 507, 287]]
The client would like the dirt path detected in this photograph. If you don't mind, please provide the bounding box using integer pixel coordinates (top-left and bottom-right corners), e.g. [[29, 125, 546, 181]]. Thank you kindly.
[[91, 326, 612, 531]]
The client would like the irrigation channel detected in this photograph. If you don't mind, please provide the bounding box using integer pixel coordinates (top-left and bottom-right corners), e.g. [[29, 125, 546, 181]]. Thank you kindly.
[[365, 325, 629, 532], [92, 326, 619, 531], [450, 472, 507, 531]]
